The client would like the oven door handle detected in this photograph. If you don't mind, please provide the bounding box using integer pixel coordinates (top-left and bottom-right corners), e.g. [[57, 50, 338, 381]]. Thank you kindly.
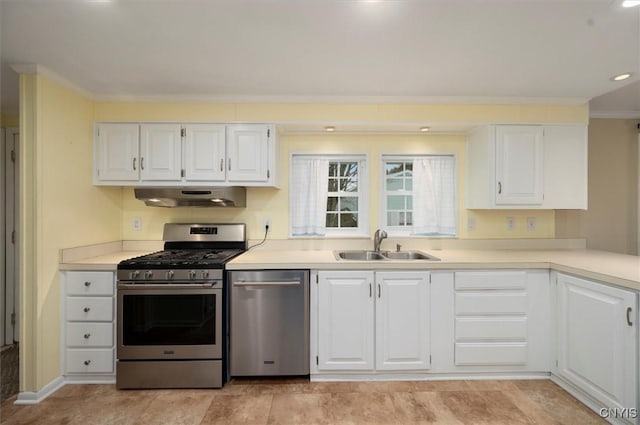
[[117, 283, 219, 290], [233, 280, 301, 287]]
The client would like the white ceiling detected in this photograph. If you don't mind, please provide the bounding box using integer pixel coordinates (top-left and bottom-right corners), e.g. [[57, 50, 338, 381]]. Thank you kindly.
[[1, 0, 639, 119]]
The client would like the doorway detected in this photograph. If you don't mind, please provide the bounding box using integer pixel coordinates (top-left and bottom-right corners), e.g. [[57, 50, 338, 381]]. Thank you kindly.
[[1, 126, 19, 402]]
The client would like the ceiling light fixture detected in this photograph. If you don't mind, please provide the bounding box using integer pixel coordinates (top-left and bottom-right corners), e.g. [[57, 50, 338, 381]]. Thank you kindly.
[[419, 126, 430, 132], [324, 126, 336, 132], [622, 1, 640, 7], [611, 73, 633, 81]]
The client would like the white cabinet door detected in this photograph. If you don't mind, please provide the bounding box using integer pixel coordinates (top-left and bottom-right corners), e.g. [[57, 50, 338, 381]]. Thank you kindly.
[[495, 125, 543, 205], [542, 125, 588, 209], [557, 273, 637, 412], [375, 271, 430, 371], [317, 271, 374, 370], [95, 123, 139, 181], [184, 124, 226, 182], [226, 124, 270, 182], [140, 124, 182, 181]]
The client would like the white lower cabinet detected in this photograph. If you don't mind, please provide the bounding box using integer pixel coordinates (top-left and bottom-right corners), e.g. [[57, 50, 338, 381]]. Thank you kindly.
[[315, 270, 430, 372], [61, 271, 116, 381], [555, 272, 637, 420]]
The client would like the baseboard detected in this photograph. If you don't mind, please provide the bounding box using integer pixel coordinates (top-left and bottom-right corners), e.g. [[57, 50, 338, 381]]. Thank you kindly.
[[311, 371, 550, 382], [14, 376, 65, 405]]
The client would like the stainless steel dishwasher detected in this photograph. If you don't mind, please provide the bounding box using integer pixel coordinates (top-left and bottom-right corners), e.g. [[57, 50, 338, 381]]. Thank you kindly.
[[230, 270, 309, 376]]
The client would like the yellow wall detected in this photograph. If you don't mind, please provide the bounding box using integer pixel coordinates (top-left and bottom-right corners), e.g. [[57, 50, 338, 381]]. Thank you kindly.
[[19, 75, 122, 391], [120, 132, 556, 240]]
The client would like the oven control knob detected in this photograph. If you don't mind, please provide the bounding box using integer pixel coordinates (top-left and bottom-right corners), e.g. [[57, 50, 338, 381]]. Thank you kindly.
[[202, 270, 209, 279], [130, 271, 140, 280], [167, 270, 174, 280], [189, 270, 197, 280], [145, 271, 153, 279]]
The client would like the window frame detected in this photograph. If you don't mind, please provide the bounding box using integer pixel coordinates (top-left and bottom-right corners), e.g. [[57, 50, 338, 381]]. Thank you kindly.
[[380, 153, 458, 238], [289, 153, 369, 238]]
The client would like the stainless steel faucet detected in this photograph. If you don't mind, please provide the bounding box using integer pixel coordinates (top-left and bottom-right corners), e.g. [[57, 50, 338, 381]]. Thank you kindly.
[[373, 229, 388, 252]]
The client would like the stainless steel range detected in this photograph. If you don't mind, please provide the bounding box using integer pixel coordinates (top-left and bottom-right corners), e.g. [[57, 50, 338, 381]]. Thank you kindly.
[[116, 223, 246, 389]]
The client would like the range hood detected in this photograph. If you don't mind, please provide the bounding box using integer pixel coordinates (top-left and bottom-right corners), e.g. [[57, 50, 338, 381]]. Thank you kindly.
[[134, 187, 246, 208]]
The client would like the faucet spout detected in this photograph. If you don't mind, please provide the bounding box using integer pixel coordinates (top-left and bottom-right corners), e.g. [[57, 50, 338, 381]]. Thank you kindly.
[[373, 229, 388, 252]]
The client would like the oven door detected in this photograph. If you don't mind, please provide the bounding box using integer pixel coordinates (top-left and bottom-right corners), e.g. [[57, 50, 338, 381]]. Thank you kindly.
[[117, 283, 222, 360]]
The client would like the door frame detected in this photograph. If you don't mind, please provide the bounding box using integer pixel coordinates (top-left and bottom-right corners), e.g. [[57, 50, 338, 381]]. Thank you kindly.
[[4, 127, 19, 345]]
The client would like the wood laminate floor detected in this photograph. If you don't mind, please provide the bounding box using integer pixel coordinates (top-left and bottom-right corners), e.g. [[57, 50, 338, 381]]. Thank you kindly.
[[0, 379, 607, 425]]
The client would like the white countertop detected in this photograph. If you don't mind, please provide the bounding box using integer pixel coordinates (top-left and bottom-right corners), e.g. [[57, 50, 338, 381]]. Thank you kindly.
[[59, 246, 640, 291], [227, 248, 640, 291]]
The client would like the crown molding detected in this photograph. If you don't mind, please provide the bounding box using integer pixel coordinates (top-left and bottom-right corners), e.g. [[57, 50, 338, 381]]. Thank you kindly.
[[589, 110, 640, 119], [9, 63, 94, 100]]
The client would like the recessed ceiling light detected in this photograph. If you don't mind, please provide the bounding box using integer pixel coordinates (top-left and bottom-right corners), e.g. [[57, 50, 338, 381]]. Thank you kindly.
[[622, 1, 640, 8], [611, 73, 632, 81], [324, 126, 336, 132], [419, 126, 430, 132]]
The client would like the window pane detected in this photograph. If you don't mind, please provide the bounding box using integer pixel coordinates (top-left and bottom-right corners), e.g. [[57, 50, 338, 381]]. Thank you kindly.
[[340, 197, 358, 212], [386, 162, 403, 176], [340, 162, 357, 177], [406, 177, 413, 191], [328, 178, 338, 192], [406, 212, 413, 226], [328, 163, 337, 177], [340, 178, 358, 192], [327, 197, 338, 211], [326, 213, 338, 228], [387, 195, 405, 210], [386, 178, 403, 191], [341, 213, 358, 227], [405, 162, 413, 172], [407, 196, 413, 210], [387, 212, 401, 226]]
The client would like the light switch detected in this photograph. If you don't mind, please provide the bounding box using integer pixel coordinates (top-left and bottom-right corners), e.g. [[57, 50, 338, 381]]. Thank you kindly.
[[132, 217, 142, 231]]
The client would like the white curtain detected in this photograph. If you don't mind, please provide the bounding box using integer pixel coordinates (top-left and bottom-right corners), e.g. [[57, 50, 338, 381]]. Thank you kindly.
[[412, 157, 457, 236], [291, 157, 330, 236]]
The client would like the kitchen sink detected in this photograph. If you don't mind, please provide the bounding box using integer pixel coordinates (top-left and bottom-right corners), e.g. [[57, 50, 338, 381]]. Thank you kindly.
[[334, 251, 386, 261], [382, 250, 440, 261], [334, 250, 440, 261]]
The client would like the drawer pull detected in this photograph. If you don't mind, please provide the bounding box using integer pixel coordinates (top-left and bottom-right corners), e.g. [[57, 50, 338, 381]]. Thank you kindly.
[[627, 307, 633, 326], [84, 281, 91, 287], [83, 333, 91, 339], [84, 360, 91, 366], [83, 307, 91, 313]]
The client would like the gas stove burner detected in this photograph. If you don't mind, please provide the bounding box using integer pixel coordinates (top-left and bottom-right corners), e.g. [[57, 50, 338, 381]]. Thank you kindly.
[[118, 249, 244, 270]]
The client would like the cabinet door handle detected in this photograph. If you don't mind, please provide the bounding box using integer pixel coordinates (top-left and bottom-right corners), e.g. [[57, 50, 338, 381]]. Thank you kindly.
[[498, 181, 502, 194], [133, 157, 137, 171], [83, 307, 91, 313], [378, 283, 381, 298], [228, 158, 231, 171], [84, 360, 91, 366], [84, 281, 91, 287], [369, 283, 372, 298], [220, 158, 224, 172], [140, 157, 144, 170], [627, 307, 633, 326], [83, 333, 91, 339]]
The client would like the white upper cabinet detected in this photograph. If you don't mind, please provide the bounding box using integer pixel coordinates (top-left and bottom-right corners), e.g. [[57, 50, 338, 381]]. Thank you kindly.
[[227, 124, 271, 182], [94, 123, 139, 181], [495, 125, 543, 205], [94, 122, 277, 187], [140, 124, 182, 181], [183, 124, 226, 182], [467, 124, 587, 209]]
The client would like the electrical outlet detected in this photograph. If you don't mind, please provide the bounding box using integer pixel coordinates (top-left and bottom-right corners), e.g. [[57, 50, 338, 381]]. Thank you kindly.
[[264, 218, 271, 229], [527, 217, 537, 231], [506, 216, 515, 232], [467, 216, 476, 231], [132, 217, 142, 231]]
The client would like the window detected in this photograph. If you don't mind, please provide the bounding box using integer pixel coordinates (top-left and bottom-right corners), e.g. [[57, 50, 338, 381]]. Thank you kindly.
[[290, 155, 367, 237], [382, 155, 457, 237]]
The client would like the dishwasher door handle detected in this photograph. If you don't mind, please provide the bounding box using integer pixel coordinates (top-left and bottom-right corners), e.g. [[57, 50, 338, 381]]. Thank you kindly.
[[233, 280, 301, 287]]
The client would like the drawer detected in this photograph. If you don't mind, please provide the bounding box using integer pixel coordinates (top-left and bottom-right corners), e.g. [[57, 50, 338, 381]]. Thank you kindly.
[[66, 323, 113, 347], [454, 271, 526, 291], [66, 298, 113, 322], [455, 292, 527, 315], [455, 342, 527, 366], [65, 349, 114, 374], [66, 272, 114, 296], [455, 317, 527, 341]]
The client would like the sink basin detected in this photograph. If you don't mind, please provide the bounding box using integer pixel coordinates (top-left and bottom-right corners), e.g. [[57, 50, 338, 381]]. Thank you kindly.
[[334, 250, 386, 261], [382, 250, 440, 261], [334, 250, 440, 261]]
